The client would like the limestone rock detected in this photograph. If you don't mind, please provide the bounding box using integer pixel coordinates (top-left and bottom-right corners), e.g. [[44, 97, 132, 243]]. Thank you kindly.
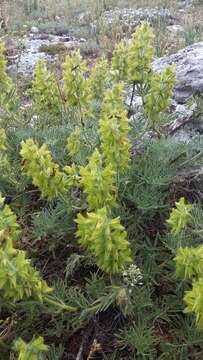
[[153, 42, 203, 103], [30, 26, 39, 34]]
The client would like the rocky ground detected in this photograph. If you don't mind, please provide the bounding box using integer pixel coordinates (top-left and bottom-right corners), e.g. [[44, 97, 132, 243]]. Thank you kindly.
[[2, 0, 201, 77], [3, 1, 202, 125], [6, 31, 86, 77], [0, 0, 201, 146]]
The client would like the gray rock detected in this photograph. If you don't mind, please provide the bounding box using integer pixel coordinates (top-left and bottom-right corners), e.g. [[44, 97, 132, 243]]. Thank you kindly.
[[178, 0, 194, 9], [167, 24, 184, 34], [169, 103, 196, 142], [30, 114, 40, 128], [153, 42, 203, 103], [15, 37, 52, 75], [55, 16, 61, 21], [30, 26, 39, 34], [7, 33, 86, 76]]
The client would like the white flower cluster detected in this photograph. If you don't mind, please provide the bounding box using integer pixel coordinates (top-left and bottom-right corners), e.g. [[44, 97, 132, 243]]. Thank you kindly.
[[122, 264, 143, 290]]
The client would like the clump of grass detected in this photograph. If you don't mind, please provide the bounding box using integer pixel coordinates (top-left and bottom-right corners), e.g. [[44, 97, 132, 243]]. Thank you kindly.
[[79, 39, 100, 58], [38, 21, 70, 35], [39, 42, 67, 55], [117, 322, 156, 358], [184, 24, 201, 46]]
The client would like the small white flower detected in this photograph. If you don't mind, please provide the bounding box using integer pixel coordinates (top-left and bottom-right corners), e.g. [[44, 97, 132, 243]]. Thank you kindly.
[[122, 264, 143, 289]]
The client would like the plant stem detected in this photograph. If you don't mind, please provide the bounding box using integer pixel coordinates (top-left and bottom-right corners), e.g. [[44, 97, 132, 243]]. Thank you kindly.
[[179, 150, 203, 169], [45, 296, 78, 312]]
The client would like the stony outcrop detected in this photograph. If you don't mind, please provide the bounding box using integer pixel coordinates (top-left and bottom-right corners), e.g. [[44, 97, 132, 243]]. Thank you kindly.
[[153, 42, 203, 103], [7, 32, 86, 76], [129, 42, 203, 146]]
